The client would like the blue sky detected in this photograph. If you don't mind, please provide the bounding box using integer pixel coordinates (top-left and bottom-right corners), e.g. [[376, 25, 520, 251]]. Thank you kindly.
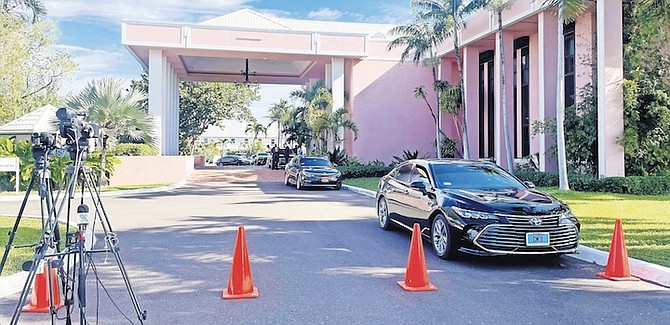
[[43, 0, 412, 131]]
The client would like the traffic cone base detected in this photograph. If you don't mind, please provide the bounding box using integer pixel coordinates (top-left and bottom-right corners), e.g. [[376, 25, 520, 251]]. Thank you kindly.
[[397, 280, 437, 292], [222, 226, 259, 300], [398, 223, 437, 292], [223, 287, 259, 300], [22, 264, 64, 313], [596, 272, 639, 282], [596, 219, 639, 282]]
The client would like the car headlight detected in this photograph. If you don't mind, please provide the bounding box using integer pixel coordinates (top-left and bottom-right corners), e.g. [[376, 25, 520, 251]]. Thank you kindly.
[[560, 209, 578, 225], [451, 207, 499, 220]]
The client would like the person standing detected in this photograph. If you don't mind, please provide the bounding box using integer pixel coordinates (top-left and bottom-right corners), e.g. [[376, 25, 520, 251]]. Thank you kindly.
[[271, 144, 279, 169], [283, 144, 291, 165]]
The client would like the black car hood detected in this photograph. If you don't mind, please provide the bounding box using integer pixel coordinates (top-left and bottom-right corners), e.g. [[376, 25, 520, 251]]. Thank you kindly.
[[444, 188, 565, 215]]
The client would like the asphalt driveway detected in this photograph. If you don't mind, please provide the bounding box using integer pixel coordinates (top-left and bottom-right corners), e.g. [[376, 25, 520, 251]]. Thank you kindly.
[[1, 167, 669, 324]]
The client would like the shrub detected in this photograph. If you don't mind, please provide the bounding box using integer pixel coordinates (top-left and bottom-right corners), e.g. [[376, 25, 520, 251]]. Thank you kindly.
[[337, 164, 393, 179], [514, 168, 670, 195], [113, 143, 158, 156]]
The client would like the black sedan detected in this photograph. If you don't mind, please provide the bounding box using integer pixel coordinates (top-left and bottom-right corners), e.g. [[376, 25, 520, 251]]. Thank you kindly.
[[284, 156, 342, 190], [376, 159, 580, 259], [216, 155, 252, 166]]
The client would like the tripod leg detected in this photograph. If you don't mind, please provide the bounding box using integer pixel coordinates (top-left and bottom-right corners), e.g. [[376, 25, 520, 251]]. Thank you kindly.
[[0, 173, 37, 276], [83, 171, 147, 323]]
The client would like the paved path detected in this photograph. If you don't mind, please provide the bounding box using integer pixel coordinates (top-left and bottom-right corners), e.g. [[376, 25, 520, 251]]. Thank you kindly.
[[1, 167, 669, 324]]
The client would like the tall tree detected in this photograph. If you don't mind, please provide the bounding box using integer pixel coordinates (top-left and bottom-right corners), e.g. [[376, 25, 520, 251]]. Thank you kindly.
[[130, 76, 260, 155], [1, 0, 46, 23], [387, 8, 449, 158], [544, 0, 590, 190], [178, 82, 259, 155], [65, 77, 155, 185], [0, 13, 76, 124], [267, 98, 291, 145], [414, 0, 487, 160], [245, 120, 267, 144], [289, 81, 333, 152], [487, 0, 515, 171]]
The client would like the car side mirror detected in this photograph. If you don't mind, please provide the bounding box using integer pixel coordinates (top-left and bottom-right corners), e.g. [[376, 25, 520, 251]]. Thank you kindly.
[[410, 179, 430, 194], [523, 181, 535, 189]]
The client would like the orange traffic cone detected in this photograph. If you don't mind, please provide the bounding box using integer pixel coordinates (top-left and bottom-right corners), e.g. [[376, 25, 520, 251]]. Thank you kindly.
[[596, 219, 639, 281], [398, 223, 437, 292], [223, 226, 259, 299], [22, 262, 64, 313]]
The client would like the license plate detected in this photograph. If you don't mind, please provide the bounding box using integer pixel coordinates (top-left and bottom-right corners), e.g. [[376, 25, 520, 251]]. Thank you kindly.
[[526, 233, 550, 246], [321, 177, 329, 183]]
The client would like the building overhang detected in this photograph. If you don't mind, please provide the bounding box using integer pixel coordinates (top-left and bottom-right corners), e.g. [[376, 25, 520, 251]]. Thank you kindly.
[[122, 21, 372, 84]]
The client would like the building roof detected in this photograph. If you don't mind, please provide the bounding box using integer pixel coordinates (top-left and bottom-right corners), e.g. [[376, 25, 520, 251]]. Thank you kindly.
[[0, 105, 59, 136], [200, 8, 396, 39]]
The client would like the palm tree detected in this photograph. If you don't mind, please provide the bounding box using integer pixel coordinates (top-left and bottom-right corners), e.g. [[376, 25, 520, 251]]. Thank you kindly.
[[487, 0, 515, 172], [267, 98, 291, 145], [387, 8, 449, 159], [2, 0, 47, 23], [544, 0, 590, 190], [329, 107, 359, 144], [245, 120, 267, 144], [289, 81, 333, 152], [66, 77, 155, 185], [414, 0, 487, 160]]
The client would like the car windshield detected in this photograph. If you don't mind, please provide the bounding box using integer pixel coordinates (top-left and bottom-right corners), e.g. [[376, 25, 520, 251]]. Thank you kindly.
[[431, 163, 525, 190], [300, 157, 332, 167]]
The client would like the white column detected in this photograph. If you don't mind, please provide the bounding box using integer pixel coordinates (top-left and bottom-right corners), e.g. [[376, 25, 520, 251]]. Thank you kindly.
[[538, 13, 547, 171], [324, 64, 332, 88], [597, 0, 625, 177], [331, 58, 345, 150], [148, 50, 165, 155], [171, 70, 179, 155]]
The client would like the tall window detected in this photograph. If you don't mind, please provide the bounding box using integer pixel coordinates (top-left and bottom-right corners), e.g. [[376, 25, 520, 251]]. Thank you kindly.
[[479, 50, 495, 158], [564, 22, 576, 109], [513, 37, 530, 158]]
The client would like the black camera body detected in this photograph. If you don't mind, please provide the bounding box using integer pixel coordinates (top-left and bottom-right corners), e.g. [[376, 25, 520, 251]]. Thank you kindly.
[[31, 132, 58, 166], [56, 107, 100, 160]]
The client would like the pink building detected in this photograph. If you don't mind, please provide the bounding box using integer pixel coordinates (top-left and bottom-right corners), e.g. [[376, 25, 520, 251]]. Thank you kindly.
[[122, 1, 624, 177]]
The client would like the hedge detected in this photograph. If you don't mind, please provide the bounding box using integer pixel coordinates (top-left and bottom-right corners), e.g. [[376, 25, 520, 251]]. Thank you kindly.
[[514, 168, 670, 195], [112, 143, 158, 156], [337, 165, 393, 179]]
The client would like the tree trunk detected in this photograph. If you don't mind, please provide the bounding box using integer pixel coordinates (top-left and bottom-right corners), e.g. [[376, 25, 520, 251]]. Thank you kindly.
[[432, 64, 443, 159], [556, 11, 570, 190], [499, 11, 514, 172], [455, 31, 470, 159], [98, 136, 108, 187]]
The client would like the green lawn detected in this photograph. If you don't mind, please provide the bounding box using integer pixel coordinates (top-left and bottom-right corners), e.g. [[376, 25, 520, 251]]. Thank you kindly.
[[343, 178, 670, 267], [0, 217, 71, 275]]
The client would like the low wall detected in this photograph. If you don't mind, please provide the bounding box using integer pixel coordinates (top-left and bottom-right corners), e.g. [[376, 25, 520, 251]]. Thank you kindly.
[[109, 156, 194, 186]]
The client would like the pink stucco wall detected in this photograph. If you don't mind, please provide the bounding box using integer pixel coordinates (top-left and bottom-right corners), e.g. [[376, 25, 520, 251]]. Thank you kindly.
[[575, 8, 596, 102], [109, 156, 194, 186], [350, 60, 437, 163]]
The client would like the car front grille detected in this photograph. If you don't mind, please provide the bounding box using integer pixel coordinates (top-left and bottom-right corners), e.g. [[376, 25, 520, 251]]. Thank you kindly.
[[472, 214, 579, 254]]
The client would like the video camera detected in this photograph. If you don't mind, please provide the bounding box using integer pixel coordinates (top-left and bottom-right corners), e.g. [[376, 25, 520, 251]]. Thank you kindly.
[[56, 107, 100, 160], [56, 107, 100, 141]]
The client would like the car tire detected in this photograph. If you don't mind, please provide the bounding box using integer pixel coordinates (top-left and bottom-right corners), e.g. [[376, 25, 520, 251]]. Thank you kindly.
[[334, 182, 341, 190], [377, 197, 393, 230], [216, 162, 223, 167], [296, 174, 303, 190], [431, 214, 458, 259], [284, 174, 291, 186]]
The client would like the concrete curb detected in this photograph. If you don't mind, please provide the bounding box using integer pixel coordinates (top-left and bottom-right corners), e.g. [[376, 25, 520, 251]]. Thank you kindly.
[[343, 184, 670, 289], [0, 180, 186, 202]]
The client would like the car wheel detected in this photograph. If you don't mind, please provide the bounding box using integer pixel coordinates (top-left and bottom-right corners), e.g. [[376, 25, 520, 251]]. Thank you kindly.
[[296, 174, 303, 190], [284, 173, 291, 186], [377, 197, 393, 230], [216, 162, 223, 167], [431, 214, 457, 259], [334, 182, 341, 190]]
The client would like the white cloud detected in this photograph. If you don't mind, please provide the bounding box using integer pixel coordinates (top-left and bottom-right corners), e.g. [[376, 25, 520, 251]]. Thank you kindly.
[[55, 44, 142, 97], [43, 0, 253, 24], [307, 8, 343, 21]]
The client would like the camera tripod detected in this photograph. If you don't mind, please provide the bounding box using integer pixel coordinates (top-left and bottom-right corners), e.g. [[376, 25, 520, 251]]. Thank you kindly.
[[0, 139, 147, 324]]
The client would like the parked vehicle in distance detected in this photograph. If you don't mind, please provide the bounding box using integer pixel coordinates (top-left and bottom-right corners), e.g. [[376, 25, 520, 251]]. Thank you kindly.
[[376, 159, 580, 259], [254, 152, 270, 165], [216, 155, 252, 166], [284, 156, 342, 190]]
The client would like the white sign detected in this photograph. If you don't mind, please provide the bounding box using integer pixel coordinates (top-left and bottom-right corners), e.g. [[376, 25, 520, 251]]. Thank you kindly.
[[0, 157, 20, 193]]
